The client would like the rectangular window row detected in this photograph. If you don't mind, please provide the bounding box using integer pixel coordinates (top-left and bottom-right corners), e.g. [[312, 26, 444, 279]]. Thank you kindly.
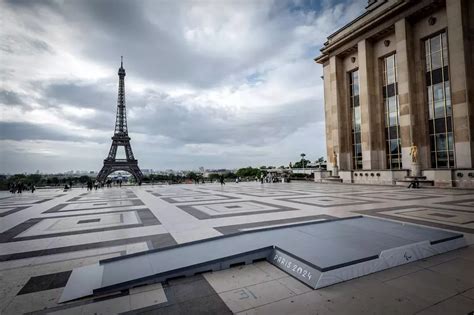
[[349, 70, 362, 170], [344, 32, 455, 171], [425, 31, 455, 168], [383, 54, 401, 169]]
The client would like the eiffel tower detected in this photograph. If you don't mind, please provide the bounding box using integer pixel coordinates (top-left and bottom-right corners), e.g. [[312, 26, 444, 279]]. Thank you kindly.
[[97, 57, 143, 184]]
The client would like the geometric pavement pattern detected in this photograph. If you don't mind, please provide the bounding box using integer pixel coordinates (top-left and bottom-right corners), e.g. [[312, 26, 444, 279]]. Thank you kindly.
[[0, 182, 473, 314]]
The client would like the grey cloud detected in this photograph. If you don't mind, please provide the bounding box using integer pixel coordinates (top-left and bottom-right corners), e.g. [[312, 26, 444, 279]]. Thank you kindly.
[[130, 95, 319, 146], [66, 109, 114, 131], [0, 121, 78, 141], [2, 0, 60, 36], [39, 82, 121, 131], [0, 90, 25, 106], [58, 1, 226, 87], [38, 80, 320, 146], [20, 0, 308, 88], [0, 35, 52, 55], [44, 82, 115, 110], [0, 121, 108, 143], [5, 0, 58, 8], [29, 38, 51, 52]]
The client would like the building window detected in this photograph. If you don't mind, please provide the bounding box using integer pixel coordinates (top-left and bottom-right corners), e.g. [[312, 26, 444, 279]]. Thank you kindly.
[[349, 70, 362, 169], [425, 32, 455, 168], [383, 54, 401, 169]]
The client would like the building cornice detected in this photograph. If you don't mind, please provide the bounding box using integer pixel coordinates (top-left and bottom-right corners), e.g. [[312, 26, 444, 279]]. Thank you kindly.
[[314, 0, 443, 64], [315, 0, 407, 64], [326, 0, 389, 41]]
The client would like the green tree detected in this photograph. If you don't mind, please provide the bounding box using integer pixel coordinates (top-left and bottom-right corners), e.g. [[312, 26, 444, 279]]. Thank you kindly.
[[208, 173, 221, 181], [78, 175, 91, 184], [236, 167, 261, 179], [187, 172, 198, 180], [26, 174, 42, 185], [50, 177, 60, 186], [293, 158, 310, 168], [225, 172, 237, 179]]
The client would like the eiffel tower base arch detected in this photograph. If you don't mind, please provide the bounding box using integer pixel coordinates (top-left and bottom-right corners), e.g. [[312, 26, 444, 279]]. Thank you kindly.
[[97, 160, 144, 184]]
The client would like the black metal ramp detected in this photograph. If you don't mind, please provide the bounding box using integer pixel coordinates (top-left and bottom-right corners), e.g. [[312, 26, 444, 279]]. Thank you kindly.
[[59, 216, 466, 302]]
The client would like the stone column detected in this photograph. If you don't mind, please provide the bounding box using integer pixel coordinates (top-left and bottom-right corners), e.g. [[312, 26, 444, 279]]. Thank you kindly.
[[323, 62, 334, 172], [324, 56, 341, 170], [330, 56, 352, 170], [467, 0, 474, 166], [446, 0, 473, 168], [357, 39, 377, 169], [395, 18, 416, 169]]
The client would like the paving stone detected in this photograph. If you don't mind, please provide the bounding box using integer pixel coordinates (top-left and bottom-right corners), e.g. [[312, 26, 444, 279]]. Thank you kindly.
[[17, 270, 72, 295], [2, 287, 64, 314], [129, 282, 163, 295], [385, 268, 472, 304], [427, 257, 474, 286], [413, 249, 466, 269], [136, 294, 232, 315], [415, 295, 474, 315], [235, 291, 331, 315], [130, 287, 167, 310], [219, 279, 297, 313], [80, 295, 131, 315], [277, 276, 313, 295], [462, 288, 474, 300], [316, 277, 429, 314], [203, 264, 276, 293], [253, 261, 288, 279], [164, 275, 217, 304]]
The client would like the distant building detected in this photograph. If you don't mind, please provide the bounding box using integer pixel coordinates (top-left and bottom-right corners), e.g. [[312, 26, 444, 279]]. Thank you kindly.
[[306, 161, 327, 170], [141, 169, 153, 175], [315, 0, 473, 187]]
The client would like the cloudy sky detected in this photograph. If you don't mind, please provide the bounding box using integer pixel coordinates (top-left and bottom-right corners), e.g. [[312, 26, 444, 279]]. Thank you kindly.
[[0, 0, 365, 173]]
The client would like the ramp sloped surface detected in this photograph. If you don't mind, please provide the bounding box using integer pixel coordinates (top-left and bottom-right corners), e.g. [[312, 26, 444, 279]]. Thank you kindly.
[[60, 216, 466, 303]]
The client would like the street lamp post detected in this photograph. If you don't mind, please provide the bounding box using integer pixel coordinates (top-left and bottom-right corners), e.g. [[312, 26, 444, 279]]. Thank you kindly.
[[300, 153, 306, 179]]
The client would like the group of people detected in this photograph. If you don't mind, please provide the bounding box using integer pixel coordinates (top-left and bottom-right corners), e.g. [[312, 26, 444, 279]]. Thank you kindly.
[[85, 180, 99, 191], [7, 178, 132, 194], [217, 175, 287, 185], [218, 175, 243, 185], [257, 174, 287, 184], [85, 179, 126, 191], [9, 182, 35, 194], [193, 178, 206, 184], [104, 179, 122, 188]]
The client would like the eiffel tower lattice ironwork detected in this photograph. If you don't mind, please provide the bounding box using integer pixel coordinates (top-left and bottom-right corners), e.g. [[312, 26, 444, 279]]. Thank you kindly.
[[97, 57, 143, 183]]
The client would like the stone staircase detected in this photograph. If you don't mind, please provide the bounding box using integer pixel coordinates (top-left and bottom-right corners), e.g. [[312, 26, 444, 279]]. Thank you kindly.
[[322, 177, 343, 183], [322, 175, 343, 183], [322, 167, 343, 183]]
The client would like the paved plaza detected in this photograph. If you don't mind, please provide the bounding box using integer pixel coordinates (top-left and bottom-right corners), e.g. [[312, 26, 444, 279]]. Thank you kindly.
[[0, 182, 473, 314]]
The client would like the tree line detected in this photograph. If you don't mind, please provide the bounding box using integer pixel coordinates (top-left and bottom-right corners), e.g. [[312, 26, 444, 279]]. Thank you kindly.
[[0, 156, 326, 190], [0, 174, 95, 190]]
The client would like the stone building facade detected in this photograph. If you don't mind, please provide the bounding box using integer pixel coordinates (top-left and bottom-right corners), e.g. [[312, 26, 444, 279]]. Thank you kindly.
[[315, 0, 474, 187]]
